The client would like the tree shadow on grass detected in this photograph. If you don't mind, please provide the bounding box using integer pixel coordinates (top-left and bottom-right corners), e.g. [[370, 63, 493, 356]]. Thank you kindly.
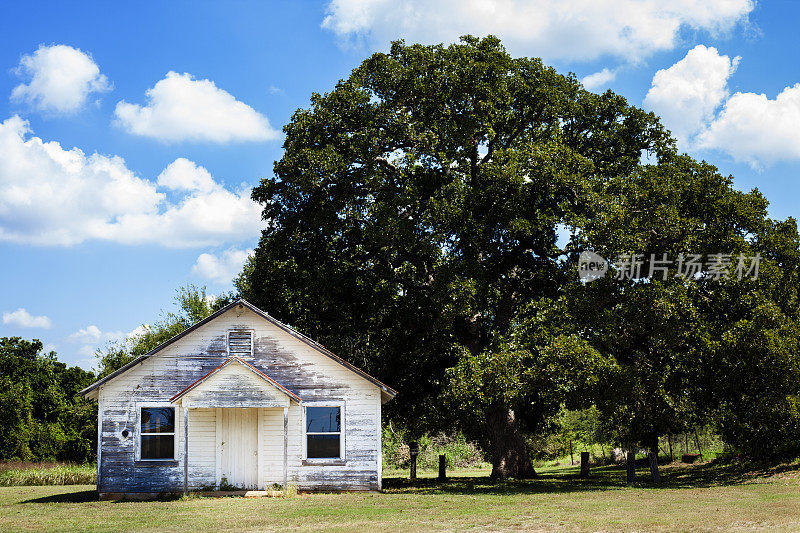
[[382, 459, 800, 496], [383, 465, 627, 496], [654, 458, 800, 489], [22, 489, 99, 503]]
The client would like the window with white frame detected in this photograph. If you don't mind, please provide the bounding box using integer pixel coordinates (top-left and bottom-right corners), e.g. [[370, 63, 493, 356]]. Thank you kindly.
[[140, 407, 175, 460], [305, 406, 342, 459]]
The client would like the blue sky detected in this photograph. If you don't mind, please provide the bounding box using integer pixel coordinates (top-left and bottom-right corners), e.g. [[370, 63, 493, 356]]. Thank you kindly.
[[1, 0, 798, 369]]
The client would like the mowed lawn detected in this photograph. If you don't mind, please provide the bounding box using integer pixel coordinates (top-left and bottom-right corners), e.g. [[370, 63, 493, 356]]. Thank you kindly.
[[2, 462, 799, 532]]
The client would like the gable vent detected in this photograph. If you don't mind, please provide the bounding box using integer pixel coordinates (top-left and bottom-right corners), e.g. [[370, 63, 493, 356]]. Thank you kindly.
[[228, 330, 253, 357]]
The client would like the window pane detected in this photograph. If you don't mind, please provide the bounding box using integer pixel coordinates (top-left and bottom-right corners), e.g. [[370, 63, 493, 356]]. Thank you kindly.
[[306, 407, 340, 433], [141, 407, 175, 433], [141, 435, 174, 459], [307, 435, 340, 458]]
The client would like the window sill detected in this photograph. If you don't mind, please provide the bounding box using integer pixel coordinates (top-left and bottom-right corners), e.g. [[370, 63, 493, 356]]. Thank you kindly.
[[135, 460, 179, 467], [302, 459, 346, 466]]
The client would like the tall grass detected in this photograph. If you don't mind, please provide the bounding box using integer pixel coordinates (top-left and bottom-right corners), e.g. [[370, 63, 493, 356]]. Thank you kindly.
[[0, 462, 96, 486]]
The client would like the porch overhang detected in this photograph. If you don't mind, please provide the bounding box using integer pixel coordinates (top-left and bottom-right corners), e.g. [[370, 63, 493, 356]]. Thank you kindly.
[[170, 356, 302, 409]]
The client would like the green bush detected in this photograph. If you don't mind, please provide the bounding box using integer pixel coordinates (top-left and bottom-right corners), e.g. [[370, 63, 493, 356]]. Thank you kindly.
[[718, 395, 800, 459], [382, 425, 485, 470]]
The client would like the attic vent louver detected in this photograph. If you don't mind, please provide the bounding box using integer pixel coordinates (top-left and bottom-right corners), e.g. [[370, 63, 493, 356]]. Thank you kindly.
[[228, 330, 253, 357]]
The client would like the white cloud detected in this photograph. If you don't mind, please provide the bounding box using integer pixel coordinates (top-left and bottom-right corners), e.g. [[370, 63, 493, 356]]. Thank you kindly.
[[157, 157, 216, 192], [644, 45, 800, 167], [11, 44, 111, 114], [127, 324, 150, 339], [0, 116, 264, 246], [192, 247, 253, 284], [321, 0, 753, 62], [697, 84, 800, 167], [68, 324, 148, 361], [114, 72, 279, 143], [68, 324, 120, 344], [644, 45, 739, 145], [2, 308, 52, 329], [582, 68, 617, 91]]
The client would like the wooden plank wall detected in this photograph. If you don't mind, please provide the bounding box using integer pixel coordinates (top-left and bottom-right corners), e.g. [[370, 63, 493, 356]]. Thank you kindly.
[[97, 307, 382, 492], [181, 363, 289, 408], [187, 408, 215, 488]]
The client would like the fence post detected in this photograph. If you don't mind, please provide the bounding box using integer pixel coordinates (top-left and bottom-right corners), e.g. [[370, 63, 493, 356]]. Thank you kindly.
[[648, 452, 661, 483], [438, 455, 447, 481], [580, 452, 590, 478], [626, 450, 636, 484]]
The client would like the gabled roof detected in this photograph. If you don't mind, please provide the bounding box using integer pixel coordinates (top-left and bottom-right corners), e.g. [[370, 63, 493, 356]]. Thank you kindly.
[[80, 298, 397, 400], [170, 356, 302, 404]]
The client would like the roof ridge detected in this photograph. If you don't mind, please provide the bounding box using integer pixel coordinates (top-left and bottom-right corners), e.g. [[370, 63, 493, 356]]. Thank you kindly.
[[79, 298, 397, 399]]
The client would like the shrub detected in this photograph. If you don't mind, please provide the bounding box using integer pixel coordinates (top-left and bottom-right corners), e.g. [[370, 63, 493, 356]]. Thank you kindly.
[[382, 425, 485, 470]]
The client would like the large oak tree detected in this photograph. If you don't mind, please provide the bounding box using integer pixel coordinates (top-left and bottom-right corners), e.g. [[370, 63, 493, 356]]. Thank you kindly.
[[240, 36, 671, 478]]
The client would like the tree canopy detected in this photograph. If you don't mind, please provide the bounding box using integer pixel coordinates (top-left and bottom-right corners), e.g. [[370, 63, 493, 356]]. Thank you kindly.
[[240, 35, 677, 477], [234, 36, 800, 476], [0, 337, 95, 461]]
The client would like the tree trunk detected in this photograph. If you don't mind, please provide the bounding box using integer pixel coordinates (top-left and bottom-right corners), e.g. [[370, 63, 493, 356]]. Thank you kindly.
[[486, 404, 536, 480], [694, 429, 704, 461]]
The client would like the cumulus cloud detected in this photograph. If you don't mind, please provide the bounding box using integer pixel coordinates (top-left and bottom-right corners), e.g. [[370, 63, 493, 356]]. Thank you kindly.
[[157, 157, 216, 192], [68, 324, 148, 359], [11, 44, 111, 114], [2, 308, 52, 329], [321, 0, 753, 62], [644, 45, 739, 145], [697, 85, 800, 167], [114, 72, 279, 143], [69, 324, 123, 344], [582, 68, 617, 91], [0, 116, 264, 246], [192, 248, 253, 284], [644, 45, 800, 167]]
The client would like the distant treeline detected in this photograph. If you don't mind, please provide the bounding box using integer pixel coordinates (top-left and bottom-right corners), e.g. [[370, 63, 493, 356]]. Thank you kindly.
[[0, 338, 96, 462]]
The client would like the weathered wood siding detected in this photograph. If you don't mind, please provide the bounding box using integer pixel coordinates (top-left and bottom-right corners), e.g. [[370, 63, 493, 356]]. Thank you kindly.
[[180, 362, 290, 408], [187, 408, 215, 488], [97, 306, 383, 492]]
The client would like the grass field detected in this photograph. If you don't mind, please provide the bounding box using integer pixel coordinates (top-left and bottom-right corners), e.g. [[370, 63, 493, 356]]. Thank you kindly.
[[1, 461, 799, 532]]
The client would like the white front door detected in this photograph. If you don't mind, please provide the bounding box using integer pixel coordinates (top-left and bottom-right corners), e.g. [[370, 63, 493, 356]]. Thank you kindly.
[[220, 408, 258, 489]]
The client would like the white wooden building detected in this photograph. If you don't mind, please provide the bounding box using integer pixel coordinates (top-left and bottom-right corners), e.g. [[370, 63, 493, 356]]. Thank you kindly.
[[80, 299, 396, 498]]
